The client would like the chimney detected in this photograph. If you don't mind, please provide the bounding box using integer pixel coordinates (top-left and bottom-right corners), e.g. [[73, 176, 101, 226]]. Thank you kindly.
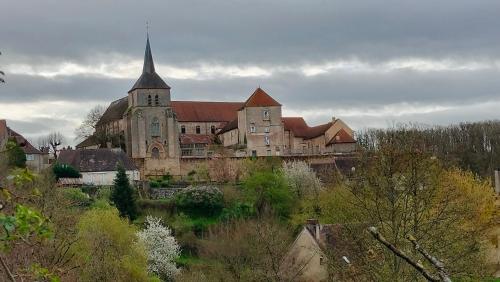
[[495, 170, 500, 195], [306, 219, 321, 240]]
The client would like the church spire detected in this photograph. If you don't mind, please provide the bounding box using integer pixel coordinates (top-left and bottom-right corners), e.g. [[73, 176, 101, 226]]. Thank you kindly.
[[129, 33, 170, 92], [143, 34, 155, 74]]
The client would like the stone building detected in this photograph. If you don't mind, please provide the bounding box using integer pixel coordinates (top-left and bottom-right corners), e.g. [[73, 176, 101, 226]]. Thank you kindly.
[[0, 119, 50, 173], [81, 35, 356, 177]]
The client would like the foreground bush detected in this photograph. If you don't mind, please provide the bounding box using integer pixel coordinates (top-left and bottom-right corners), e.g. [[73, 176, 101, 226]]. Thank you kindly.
[[281, 160, 323, 198], [76, 207, 153, 282], [175, 185, 223, 216], [53, 163, 81, 179]]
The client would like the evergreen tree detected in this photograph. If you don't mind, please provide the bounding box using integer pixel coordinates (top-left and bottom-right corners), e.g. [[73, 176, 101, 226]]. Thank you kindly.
[[110, 164, 137, 221]]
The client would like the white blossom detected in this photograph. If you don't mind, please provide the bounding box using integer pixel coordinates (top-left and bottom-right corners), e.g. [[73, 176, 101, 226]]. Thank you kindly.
[[137, 216, 181, 281], [281, 161, 323, 198]]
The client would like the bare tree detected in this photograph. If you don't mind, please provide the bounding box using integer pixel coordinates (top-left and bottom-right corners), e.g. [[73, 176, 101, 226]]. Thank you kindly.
[[39, 132, 65, 159], [74, 105, 105, 141]]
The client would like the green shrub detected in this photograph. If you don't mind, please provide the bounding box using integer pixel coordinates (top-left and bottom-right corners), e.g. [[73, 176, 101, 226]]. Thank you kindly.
[[242, 171, 294, 218], [175, 186, 223, 217], [53, 163, 81, 180], [137, 199, 175, 213], [63, 188, 92, 207], [160, 180, 170, 187], [150, 181, 160, 188]]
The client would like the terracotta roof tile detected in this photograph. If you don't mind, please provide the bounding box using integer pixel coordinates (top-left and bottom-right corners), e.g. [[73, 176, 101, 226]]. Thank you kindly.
[[282, 117, 332, 139], [242, 88, 281, 108], [171, 101, 243, 122], [327, 129, 356, 145], [180, 134, 213, 145]]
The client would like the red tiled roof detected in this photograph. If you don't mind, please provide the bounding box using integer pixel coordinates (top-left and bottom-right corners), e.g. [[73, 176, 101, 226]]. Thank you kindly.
[[327, 129, 356, 145], [242, 88, 281, 108], [283, 117, 332, 139], [171, 101, 244, 122], [180, 134, 213, 145]]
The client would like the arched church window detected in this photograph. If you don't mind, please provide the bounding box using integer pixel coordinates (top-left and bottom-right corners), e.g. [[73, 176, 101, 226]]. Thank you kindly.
[[155, 95, 159, 106], [151, 147, 160, 159], [147, 95, 152, 106], [151, 117, 160, 137]]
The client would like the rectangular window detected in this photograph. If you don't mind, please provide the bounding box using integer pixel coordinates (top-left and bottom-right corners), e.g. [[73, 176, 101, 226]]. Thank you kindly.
[[264, 135, 270, 146], [26, 154, 35, 161], [250, 123, 256, 133], [263, 109, 270, 120], [264, 127, 270, 133], [181, 126, 186, 134], [267, 149, 272, 156], [196, 126, 201, 134], [251, 150, 257, 157]]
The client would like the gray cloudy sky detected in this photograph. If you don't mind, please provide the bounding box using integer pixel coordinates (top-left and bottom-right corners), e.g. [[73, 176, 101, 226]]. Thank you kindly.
[[1, 0, 500, 145]]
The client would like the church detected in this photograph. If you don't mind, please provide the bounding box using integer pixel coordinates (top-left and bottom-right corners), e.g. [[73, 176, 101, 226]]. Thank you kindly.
[[78, 36, 356, 177]]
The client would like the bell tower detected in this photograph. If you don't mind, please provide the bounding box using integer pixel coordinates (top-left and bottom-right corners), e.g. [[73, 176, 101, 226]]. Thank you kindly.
[[125, 34, 180, 177]]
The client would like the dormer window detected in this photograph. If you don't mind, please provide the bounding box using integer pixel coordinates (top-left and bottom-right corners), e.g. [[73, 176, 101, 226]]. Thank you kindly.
[[155, 95, 159, 106], [147, 95, 152, 106], [263, 109, 270, 120]]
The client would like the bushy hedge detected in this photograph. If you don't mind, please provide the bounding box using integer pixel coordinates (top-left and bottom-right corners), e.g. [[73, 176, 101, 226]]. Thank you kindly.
[[175, 185, 223, 216], [53, 163, 81, 180]]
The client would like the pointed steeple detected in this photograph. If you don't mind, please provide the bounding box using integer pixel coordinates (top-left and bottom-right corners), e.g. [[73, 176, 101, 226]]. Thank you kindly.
[[129, 34, 170, 92], [143, 35, 155, 74]]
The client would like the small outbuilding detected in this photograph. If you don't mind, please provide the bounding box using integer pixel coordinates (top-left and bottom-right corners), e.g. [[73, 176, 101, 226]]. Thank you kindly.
[[57, 148, 139, 186]]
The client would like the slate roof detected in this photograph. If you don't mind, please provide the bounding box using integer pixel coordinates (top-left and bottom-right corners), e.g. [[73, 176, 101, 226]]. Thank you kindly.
[[171, 101, 243, 122], [96, 97, 128, 126], [180, 134, 213, 145], [57, 148, 137, 172], [129, 36, 170, 92], [218, 118, 238, 134], [283, 117, 333, 139], [75, 135, 99, 149], [6, 126, 43, 154], [241, 87, 281, 108]]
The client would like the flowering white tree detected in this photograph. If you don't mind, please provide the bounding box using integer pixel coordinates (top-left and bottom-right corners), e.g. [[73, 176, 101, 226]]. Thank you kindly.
[[281, 161, 323, 198], [137, 216, 181, 281]]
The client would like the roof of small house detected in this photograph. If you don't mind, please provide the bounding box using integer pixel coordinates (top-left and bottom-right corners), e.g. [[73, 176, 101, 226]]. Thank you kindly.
[[241, 87, 281, 108], [57, 148, 137, 172], [282, 117, 333, 139], [5, 126, 43, 154], [180, 134, 213, 145]]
